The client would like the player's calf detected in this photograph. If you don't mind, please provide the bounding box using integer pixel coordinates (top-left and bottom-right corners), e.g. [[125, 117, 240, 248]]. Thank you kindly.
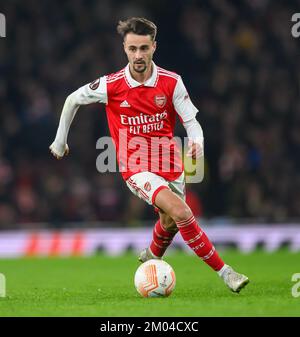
[[147, 219, 177, 260]]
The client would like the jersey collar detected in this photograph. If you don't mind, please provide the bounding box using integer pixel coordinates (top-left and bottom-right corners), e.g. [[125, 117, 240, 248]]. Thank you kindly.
[[125, 62, 158, 88]]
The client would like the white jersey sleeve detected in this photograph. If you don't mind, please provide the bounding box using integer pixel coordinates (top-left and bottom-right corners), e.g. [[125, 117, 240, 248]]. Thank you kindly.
[[173, 76, 198, 122], [183, 118, 203, 142], [49, 76, 107, 156], [73, 76, 107, 104]]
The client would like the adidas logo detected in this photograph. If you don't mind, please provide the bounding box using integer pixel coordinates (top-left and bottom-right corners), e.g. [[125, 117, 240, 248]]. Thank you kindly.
[[120, 100, 131, 108]]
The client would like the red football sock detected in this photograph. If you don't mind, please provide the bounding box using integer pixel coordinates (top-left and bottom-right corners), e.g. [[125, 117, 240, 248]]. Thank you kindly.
[[150, 220, 177, 257], [176, 215, 224, 271]]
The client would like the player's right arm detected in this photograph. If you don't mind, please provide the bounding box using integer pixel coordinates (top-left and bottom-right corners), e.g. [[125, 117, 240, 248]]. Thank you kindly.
[[49, 77, 107, 159]]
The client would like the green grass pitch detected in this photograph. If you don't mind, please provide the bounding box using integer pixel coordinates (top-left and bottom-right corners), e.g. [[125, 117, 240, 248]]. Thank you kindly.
[[0, 250, 299, 317]]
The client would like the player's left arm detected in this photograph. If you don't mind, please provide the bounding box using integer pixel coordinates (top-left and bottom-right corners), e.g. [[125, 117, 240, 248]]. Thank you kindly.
[[173, 76, 204, 159], [183, 118, 204, 159]]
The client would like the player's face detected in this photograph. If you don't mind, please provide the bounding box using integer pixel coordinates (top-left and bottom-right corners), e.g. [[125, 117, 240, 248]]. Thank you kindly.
[[123, 33, 156, 74]]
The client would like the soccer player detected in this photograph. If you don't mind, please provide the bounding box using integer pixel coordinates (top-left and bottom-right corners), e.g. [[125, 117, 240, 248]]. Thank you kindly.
[[50, 17, 249, 292]]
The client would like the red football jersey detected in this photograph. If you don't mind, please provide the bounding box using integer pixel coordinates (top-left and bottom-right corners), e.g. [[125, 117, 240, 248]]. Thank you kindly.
[[74, 62, 198, 181]]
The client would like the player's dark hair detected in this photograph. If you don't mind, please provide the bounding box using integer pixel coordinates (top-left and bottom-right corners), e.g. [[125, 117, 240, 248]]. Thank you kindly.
[[117, 17, 157, 41]]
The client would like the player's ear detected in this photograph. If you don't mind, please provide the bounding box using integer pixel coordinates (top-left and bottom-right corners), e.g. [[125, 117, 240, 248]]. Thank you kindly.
[[152, 40, 157, 53]]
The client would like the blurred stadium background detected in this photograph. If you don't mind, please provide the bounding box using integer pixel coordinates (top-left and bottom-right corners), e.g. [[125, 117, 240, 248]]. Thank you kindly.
[[0, 0, 300, 258]]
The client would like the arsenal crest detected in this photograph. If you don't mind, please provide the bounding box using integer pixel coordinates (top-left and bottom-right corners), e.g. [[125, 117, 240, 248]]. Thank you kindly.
[[144, 182, 152, 192], [154, 94, 167, 108]]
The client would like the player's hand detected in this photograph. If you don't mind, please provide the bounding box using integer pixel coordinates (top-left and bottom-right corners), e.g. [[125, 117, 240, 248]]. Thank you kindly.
[[49, 142, 69, 160], [186, 139, 203, 159]]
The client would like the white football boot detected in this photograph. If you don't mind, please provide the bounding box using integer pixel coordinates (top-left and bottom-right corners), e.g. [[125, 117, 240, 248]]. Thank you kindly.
[[138, 248, 162, 263], [221, 266, 249, 293]]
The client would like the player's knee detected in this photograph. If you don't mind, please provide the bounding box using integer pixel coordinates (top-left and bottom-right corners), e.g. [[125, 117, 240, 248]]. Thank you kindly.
[[168, 203, 192, 223]]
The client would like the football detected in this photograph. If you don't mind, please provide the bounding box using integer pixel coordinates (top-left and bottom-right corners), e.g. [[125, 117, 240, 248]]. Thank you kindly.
[[134, 259, 176, 297]]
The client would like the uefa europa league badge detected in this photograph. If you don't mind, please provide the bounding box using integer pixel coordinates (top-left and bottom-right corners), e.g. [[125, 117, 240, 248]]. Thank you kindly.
[[89, 78, 100, 90], [154, 94, 167, 108]]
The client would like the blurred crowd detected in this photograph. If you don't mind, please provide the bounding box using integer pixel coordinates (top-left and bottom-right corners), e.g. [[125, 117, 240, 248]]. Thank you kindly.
[[0, 0, 299, 228]]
